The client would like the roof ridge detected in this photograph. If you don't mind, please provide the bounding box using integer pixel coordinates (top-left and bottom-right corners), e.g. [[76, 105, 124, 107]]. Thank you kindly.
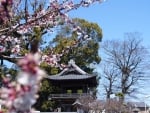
[[69, 59, 87, 75]]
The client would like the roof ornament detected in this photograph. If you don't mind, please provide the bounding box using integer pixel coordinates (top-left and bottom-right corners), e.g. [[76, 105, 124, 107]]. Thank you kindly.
[[68, 59, 75, 65], [68, 59, 87, 75]]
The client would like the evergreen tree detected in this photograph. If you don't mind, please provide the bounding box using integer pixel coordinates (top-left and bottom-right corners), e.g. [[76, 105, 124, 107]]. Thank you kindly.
[[35, 18, 102, 111]]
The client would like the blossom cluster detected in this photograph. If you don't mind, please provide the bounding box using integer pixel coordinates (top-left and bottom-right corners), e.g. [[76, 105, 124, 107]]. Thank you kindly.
[[0, 0, 104, 112], [0, 0, 103, 64], [0, 0, 13, 24], [0, 36, 21, 55], [0, 53, 46, 113]]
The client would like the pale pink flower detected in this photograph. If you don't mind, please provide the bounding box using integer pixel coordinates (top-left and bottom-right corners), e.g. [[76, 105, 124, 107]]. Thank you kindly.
[[11, 45, 20, 54], [0, 46, 5, 52]]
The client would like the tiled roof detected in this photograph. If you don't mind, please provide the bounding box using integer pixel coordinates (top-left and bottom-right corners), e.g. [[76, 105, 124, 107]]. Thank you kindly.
[[128, 102, 149, 108], [46, 59, 96, 80], [47, 74, 95, 80]]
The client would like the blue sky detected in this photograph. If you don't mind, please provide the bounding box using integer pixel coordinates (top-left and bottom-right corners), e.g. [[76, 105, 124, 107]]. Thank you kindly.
[[70, 0, 150, 103], [3, 0, 150, 104], [70, 0, 150, 47]]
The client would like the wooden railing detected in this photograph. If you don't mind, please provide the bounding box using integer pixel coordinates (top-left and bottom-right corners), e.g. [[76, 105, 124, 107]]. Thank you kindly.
[[49, 93, 90, 99]]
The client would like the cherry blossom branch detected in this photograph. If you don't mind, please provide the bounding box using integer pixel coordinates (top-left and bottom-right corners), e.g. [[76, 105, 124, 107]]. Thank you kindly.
[[0, 0, 104, 113], [0, 54, 22, 63], [0, 53, 46, 113], [0, 0, 103, 36]]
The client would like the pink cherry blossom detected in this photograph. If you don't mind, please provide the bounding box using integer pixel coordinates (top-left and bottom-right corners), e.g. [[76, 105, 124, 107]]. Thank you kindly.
[[0, 0, 104, 113]]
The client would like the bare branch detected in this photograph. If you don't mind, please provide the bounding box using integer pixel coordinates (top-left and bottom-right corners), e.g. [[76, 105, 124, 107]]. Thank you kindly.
[[101, 33, 149, 101]]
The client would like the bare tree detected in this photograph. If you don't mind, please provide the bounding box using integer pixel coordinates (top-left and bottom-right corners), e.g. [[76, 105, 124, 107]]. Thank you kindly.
[[102, 33, 149, 101], [77, 96, 131, 113], [89, 100, 104, 113], [78, 96, 104, 113], [104, 98, 131, 113], [102, 64, 118, 99], [78, 96, 95, 113]]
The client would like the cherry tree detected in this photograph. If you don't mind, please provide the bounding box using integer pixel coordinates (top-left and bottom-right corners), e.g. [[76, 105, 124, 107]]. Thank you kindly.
[[0, 0, 104, 113]]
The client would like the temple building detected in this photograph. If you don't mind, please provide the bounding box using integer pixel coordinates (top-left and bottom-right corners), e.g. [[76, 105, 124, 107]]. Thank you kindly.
[[46, 60, 98, 112]]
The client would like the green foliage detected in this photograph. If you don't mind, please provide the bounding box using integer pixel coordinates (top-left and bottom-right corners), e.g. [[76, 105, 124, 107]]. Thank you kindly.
[[49, 18, 102, 73], [34, 79, 54, 111], [73, 18, 102, 42], [37, 18, 103, 111], [20, 48, 29, 56], [40, 79, 53, 93], [35, 62, 60, 111], [115, 92, 124, 98], [0, 66, 5, 87], [40, 101, 56, 111], [0, 66, 18, 87], [7, 68, 17, 80], [40, 62, 59, 75], [33, 26, 42, 41]]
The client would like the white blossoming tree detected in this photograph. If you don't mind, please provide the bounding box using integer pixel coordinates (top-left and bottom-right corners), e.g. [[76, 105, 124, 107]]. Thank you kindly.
[[0, 0, 104, 113]]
